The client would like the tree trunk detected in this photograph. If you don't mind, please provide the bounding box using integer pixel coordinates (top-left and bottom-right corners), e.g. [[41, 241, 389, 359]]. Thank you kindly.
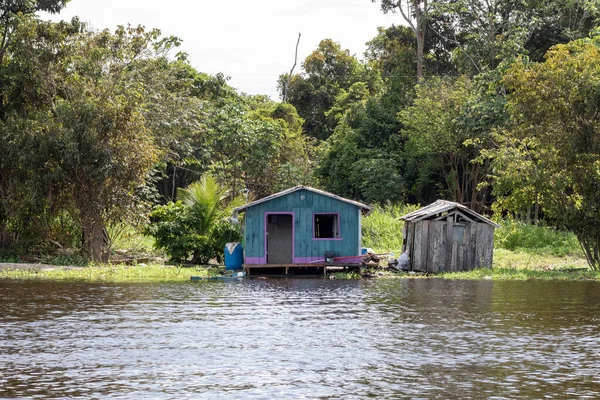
[[488, 13, 496, 69], [396, 0, 427, 83], [577, 233, 600, 271], [414, 0, 426, 83], [81, 212, 109, 263], [416, 30, 425, 82]]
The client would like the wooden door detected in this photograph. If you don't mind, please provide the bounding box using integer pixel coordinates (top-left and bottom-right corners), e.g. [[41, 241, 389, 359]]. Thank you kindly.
[[266, 214, 293, 264]]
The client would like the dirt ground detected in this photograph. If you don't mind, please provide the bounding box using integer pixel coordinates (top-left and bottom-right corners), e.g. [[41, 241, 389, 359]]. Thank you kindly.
[[0, 263, 73, 271]]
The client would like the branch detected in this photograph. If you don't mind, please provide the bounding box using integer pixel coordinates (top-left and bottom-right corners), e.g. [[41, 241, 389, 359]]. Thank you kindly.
[[283, 32, 301, 103], [0, 16, 11, 62], [397, 0, 417, 35], [428, 22, 481, 74]]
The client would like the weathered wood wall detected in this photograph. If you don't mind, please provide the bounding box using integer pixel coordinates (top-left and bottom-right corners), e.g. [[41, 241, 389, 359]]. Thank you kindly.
[[404, 219, 495, 272]]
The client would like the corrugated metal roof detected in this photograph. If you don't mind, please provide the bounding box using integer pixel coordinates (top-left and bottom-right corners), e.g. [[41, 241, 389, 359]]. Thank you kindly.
[[233, 186, 373, 214], [400, 200, 500, 228]]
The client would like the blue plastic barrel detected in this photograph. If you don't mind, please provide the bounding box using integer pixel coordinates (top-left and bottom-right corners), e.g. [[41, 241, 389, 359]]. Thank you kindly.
[[224, 242, 244, 270]]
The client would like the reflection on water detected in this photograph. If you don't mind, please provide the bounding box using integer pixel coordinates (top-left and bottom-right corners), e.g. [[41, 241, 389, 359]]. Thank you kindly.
[[1, 278, 599, 399]]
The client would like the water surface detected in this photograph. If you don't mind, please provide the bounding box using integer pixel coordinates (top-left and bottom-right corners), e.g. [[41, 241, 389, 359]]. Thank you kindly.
[[1, 278, 599, 399]]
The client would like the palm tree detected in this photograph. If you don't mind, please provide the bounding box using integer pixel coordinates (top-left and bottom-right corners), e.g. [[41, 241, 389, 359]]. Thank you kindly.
[[177, 175, 244, 263]]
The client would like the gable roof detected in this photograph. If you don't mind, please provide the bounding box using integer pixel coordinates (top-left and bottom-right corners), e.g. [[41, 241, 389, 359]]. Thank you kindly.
[[233, 186, 373, 214], [400, 200, 500, 228]]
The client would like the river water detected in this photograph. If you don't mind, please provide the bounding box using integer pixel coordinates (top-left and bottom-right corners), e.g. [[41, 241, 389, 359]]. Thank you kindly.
[[1, 278, 599, 399]]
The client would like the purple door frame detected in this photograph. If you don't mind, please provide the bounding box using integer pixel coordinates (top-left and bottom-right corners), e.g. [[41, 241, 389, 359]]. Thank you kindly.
[[264, 212, 295, 264]]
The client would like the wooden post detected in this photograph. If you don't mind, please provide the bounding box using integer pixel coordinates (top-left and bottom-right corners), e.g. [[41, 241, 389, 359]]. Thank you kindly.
[[445, 215, 453, 272]]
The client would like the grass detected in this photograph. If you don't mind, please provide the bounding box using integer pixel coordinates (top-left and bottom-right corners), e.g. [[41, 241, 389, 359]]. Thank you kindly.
[[108, 224, 162, 257], [0, 211, 596, 282], [362, 203, 419, 255], [0, 263, 220, 282], [494, 219, 582, 256], [436, 267, 600, 280], [330, 271, 361, 280], [0, 256, 597, 281], [492, 248, 586, 270]]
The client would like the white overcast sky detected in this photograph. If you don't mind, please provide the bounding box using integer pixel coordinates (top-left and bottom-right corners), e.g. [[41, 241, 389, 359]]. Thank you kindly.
[[41, 0, 400, 100]]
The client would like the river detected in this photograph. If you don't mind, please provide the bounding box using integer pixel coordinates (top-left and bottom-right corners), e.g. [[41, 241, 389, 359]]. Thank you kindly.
[[1, 278, 599, 399]]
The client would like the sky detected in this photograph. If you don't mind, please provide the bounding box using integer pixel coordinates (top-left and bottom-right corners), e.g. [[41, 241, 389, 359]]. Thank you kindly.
[[41, 0, 400, 100]]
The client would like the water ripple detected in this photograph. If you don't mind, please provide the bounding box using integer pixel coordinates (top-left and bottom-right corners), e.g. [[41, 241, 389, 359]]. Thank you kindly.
[[1, 279, 599, 398]]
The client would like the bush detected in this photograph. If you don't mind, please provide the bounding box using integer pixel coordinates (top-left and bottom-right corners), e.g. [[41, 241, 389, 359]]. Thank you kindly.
[[145, 175, 243, 264], [362, 203, 420, 253], [494, 219, 582, 256], [146, 201, 241, 264]]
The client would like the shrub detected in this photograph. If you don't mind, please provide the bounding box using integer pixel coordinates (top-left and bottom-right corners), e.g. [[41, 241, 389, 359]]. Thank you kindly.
[[362, 203, 420, 253], [145, 175, 243, 264], [494, 219, 582, 256]]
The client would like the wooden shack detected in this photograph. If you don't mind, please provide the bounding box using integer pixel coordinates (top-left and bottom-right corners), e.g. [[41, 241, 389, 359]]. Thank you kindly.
[[232, 186, 372, 276], [400, 200, 500, 272]]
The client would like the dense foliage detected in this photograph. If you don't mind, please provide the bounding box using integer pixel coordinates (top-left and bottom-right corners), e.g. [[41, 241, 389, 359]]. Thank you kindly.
[[0, 1, 599, 268]]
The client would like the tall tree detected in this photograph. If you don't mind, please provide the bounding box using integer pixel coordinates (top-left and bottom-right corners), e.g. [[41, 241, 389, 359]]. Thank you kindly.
[[400, 76, 504, 210], [278, 39, 380, 140], [0, 21, 173, 261], [490, 36, 600, 269], [431, 0, 600, 73], [372, 0, 429, 82], [0, 16, 82, 249], [0, 0, 69, 61], [205, 95, 313, 199], [317, 84, 405, 204]]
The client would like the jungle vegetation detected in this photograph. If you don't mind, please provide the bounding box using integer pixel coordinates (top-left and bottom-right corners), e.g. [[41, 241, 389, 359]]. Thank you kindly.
[[1, 0, 599, 269]]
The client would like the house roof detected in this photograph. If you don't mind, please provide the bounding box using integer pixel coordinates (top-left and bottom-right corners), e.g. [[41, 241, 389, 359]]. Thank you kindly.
[[233, 186, 373, 214], [400, 200, 500, 228]]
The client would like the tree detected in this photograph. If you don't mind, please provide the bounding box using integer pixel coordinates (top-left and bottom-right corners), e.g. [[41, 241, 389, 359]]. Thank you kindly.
[[0, 0, 69, 61], [317, 87, 406, 204], [400, 76, 503, 210], [365, 25, 418, 106], [0, 21, 173, 261], [490, 36, 600, 269], [278, 39, 380, 140], [372, 0, 430, 82], [430, 0, 600, 74], [137, 56, 236, 202], [205, 95, 313, 199]]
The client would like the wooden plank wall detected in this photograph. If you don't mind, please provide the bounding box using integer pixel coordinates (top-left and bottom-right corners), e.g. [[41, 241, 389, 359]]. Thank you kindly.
[[412, 221, 429, 271], [410, 220, 494, 272], [243, 189, 362, 261], [475, 223, 494, 268]]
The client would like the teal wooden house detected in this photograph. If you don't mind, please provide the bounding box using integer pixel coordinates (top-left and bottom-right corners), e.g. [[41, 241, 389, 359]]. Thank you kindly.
[[232, 186, 372, 272]]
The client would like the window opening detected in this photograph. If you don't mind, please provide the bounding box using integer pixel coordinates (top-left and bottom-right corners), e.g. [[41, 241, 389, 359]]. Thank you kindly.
[[314, 214, 339, 239], [453, 225, 466, 245]]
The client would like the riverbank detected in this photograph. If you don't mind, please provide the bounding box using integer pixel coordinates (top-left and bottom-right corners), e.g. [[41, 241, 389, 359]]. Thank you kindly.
[[1, 253, 598, 282], [0, 263, 218, 282]]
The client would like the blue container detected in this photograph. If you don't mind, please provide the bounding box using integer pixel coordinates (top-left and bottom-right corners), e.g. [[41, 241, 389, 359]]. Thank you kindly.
[[224, 242, 244, 270]]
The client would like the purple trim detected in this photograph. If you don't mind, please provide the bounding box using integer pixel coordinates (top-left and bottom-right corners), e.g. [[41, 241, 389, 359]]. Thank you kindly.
[[293, 256, 362, 264], [264, 212, 295, 264], [293, 256, 325, 264], [245, 257, 266, 265], [312, 212, 342, 240]]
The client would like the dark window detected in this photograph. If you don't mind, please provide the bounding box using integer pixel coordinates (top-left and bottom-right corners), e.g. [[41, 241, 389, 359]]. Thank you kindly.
[[314, 214, 339, 239], [453, 225, 466, 245]]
